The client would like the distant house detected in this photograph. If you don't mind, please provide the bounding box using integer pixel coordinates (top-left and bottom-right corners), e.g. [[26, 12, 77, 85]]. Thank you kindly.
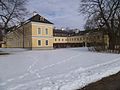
[[53, 29, 86, 48], [85, 29, 109, 50]]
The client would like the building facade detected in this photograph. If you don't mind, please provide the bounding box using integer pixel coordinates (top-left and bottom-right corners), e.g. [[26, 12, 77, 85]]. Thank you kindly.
[[2, 14, 109, 50], [2, 14, 54, 49]]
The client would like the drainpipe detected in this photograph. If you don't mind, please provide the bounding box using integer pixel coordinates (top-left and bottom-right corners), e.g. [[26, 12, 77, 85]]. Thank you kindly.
[[21, 22, 24, 48]]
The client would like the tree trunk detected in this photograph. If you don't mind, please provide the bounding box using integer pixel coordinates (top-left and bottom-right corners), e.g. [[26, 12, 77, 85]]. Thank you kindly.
[[108, 32, 116, 50]]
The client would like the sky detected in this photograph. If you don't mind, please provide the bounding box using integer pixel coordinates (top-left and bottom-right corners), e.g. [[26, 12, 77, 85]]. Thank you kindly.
[[28, 0, 86, 30]]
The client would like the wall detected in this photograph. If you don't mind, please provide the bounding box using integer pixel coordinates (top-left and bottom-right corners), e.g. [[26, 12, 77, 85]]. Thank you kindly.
[[31, 22, 54, 49], [53, 36, 68, 43], [2, 22, 32, 48], [67, 35, 85, 44]]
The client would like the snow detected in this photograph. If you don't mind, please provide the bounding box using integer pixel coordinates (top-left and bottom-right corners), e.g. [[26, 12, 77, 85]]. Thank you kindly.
[[0, 48, 120, 90]]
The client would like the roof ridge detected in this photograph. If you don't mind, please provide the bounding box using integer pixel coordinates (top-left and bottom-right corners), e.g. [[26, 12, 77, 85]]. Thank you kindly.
[[28, 14, 54, 24]]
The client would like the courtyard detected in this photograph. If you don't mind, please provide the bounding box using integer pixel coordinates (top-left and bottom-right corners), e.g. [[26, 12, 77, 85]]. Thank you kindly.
[[0, 48, 120, 90]]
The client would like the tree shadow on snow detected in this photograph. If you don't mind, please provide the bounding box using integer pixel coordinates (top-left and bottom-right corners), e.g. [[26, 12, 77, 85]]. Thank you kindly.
[[0, 78, 5, 90]]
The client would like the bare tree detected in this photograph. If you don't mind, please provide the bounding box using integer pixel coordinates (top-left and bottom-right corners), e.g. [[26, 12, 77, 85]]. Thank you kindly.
[[79, 0, 120, 50], [0, 0, 28, 35]]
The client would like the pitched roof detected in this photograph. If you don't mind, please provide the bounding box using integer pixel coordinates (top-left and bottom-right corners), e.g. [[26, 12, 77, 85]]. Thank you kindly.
[[53, 29, 68, 34], [28, 14, 53, 24], [53, 29, 76, 37]]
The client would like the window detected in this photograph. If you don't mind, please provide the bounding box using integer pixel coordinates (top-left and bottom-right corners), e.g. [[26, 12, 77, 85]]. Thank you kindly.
[[40, 17, 44, 21], [83, 37, 84, 40], [38, 28, 41, 34], [87, 37, 88, 40], [81, 38, 83, 40], [59, 39, 60, 41], [97, 36, 100, 39], [46, 40, 48, 45], [46, 28, 48, 35], [55, 39, 57, 41], [38, 40, 41, 46], [62, 39, 64, 41]]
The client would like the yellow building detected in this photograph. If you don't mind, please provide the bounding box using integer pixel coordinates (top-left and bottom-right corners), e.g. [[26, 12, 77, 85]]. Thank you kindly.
[[85, 31, 109, 49], [53, 29, 86, 48], [2, 14, 109, 50], [2, 14, 54, 50]]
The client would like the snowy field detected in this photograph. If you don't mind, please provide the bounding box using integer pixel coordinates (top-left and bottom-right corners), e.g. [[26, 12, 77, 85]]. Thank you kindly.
[[0, 48, 120, 90]]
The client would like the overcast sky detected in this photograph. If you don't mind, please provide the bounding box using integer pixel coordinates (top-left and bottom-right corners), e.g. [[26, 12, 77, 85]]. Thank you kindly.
[[28, 0, 86, 30]]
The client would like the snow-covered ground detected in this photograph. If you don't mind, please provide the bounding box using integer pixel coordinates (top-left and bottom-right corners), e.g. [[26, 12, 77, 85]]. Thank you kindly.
[[0, 48, 120, 90]]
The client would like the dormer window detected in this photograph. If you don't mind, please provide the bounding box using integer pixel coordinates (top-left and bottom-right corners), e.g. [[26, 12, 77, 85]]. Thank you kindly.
[[40, 16, 44, 21]]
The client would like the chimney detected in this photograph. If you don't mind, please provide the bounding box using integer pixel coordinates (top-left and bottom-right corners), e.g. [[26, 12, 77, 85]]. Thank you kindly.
[[33, 11, 37, 16], [40, 16, 44, 21], [61, 27, 65, 31]]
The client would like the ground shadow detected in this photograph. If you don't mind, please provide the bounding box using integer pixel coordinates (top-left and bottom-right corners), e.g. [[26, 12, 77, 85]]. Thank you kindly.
[[0, 51, 10, 55], [0, 78, 5, 90], [78, 72, 120, 90]]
